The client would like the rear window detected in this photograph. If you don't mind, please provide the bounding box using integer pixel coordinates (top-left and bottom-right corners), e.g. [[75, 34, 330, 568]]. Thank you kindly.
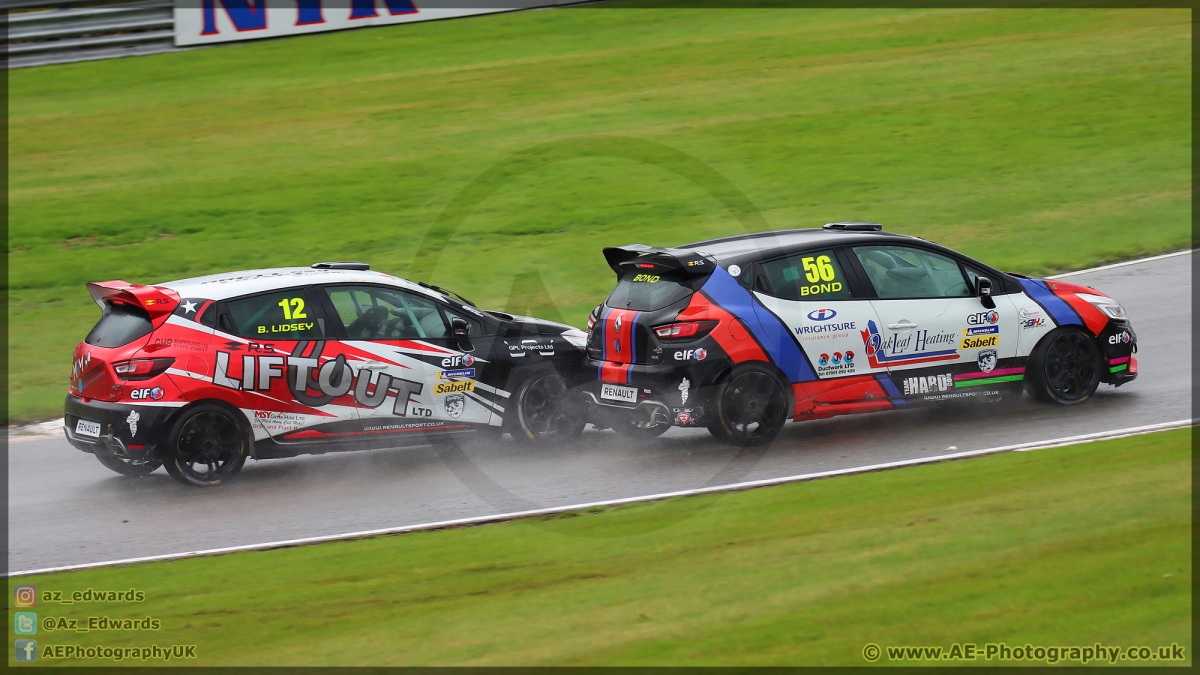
[[225, 288, 324, 340], [85, 302, 153, 347], [760, 249, 853, 302], [606, 269, 698, 311]]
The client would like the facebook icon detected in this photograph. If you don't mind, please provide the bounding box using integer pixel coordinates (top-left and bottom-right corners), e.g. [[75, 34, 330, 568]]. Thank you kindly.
[[14, 639, 37, 662]]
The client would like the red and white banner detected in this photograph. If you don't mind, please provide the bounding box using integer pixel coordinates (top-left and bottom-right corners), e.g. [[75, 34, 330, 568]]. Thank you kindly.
[[174, 1, 562, 47]]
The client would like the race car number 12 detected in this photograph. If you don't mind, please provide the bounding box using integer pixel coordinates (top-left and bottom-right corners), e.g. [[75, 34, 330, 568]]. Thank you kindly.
[[278, 298, 307, 320], [802, 256, 836, 283]]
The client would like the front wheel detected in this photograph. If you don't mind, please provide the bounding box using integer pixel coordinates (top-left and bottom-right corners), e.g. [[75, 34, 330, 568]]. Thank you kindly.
[[708, 365, 789, 447], [162, 404, 248, 486], [95, 453, 161, 477], [510, 370, 585, 445], [1025, 328, 1103, 405]]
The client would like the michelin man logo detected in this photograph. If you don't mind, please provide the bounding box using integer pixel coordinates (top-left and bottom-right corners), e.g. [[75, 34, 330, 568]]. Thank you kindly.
[[444, 394, 465, 419], [126, 410, 140, 437], [678, 378, 690, 405]]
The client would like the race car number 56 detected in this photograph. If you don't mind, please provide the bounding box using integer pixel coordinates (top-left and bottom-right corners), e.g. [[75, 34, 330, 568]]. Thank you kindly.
[[600, 383, 637, 403], [75, 419, 101, 438]]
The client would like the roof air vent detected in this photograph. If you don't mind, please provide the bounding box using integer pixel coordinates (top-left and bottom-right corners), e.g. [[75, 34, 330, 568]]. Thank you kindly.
[[311, 262, 370, 270], [823, 222, 882, 232]]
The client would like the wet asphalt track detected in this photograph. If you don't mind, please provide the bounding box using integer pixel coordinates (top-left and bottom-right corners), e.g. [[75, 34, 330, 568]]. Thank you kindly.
[[8, 253, 1192, 572]]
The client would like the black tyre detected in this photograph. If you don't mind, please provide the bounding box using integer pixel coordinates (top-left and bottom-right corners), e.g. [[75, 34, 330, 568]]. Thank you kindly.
[[707, 364, 789, 447], [509, 370, 585, 445], [95, 453, 161, 477], [162, 404, 248, 487], [1026, 328, 1103, 405]]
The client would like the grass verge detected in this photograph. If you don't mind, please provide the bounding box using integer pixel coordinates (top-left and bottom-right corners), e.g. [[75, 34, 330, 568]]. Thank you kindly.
[[7, 428, 1191, 666], [7, 7, 1190, 422]]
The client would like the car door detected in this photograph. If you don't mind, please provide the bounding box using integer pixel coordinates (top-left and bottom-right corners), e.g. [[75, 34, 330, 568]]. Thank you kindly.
[[848, 244, 1020, 401], [749, 247, 886, 404], [318, 284, 493, 434], [211, 286, 363, 443]]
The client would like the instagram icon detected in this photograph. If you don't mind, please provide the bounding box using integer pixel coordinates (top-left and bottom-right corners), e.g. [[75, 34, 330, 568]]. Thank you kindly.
[[14, 585, 36, 608]]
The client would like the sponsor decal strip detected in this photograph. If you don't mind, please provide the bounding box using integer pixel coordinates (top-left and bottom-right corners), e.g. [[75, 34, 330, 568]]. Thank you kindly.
[[953, 374, 1024, 388], [1110, 364, 1129, 373], [954, 367, 1025, 382], [10, 419, 1191, 578]]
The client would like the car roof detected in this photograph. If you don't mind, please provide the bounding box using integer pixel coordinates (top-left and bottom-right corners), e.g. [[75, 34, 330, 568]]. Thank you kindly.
[[680, 228, 915, 263], [157, 267, 442, 302]]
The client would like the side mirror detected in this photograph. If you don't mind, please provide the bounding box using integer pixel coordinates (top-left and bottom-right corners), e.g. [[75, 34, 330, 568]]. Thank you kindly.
[[977, 276, 996, 309], [451, 317, 474, 353]]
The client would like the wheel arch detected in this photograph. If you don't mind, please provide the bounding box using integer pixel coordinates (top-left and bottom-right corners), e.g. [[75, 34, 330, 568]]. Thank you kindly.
[[155, 398, 257, 459]]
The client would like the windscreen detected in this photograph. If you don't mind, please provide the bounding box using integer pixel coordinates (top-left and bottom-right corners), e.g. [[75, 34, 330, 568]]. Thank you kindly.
[[606, 268, 699, 311], [84, 302, 153, 347]]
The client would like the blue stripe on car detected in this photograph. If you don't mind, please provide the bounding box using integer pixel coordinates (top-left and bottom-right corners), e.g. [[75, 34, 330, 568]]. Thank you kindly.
[[874, 373, 906, 408], [699, 267, 816, 383], [1018, 278, 1082, 327]]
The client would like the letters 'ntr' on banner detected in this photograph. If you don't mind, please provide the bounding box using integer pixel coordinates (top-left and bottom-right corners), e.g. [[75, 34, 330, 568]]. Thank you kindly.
[[173, 1, 569, 47]]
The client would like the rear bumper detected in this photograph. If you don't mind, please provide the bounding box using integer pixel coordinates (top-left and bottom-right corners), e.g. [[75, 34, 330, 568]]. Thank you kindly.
[[581, 359, 722, 428], [63, 395, 178, 462]]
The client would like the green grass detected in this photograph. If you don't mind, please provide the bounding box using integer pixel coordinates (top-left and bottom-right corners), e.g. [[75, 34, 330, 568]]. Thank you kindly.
[[7, 429, 1191, 666], [7, 7, 1191, 422]]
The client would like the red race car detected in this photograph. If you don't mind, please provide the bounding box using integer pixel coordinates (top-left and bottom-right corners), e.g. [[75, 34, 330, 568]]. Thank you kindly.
[[66, 262, 590, 486]]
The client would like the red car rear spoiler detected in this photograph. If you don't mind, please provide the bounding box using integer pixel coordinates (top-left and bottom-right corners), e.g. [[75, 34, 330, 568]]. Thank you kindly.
[[86, 280, 181, 328]]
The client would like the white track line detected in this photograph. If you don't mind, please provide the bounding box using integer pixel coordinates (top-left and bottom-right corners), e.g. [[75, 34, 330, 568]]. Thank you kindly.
[[1048, 248, 1192, 279], [7, 419, 1191, 579]]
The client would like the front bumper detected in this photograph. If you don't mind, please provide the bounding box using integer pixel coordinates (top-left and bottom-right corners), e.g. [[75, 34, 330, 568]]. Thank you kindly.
[[63, 395, 176, 463], [1101, 323, 1138, 386]]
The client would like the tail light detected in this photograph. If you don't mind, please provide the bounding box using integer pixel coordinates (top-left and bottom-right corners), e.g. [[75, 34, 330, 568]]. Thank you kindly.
[[587, 304, 602, 331], [652, 320, 718, 340], [113, 358, 174, 381]]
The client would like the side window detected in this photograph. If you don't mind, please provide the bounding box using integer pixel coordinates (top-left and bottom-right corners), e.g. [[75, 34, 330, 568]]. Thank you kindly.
[[322, 286, 449, 340], [759, 249, 852, 301], [853, 246, 971, 299], [963, 266, 990, 294], [443, 306, 482, 338], [224, 289, 323, 340]]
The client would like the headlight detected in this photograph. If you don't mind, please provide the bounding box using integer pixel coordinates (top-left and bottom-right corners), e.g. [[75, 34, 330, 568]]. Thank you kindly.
[[1076, 292, 1127, 320], [561, 329, 588, 349]]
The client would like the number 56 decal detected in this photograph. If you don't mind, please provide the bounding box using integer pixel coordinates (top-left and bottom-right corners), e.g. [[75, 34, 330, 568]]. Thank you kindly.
[[801, 255, 837, 283]]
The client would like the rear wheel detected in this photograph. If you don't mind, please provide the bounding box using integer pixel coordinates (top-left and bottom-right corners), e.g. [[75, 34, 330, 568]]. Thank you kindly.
[[510, 370, 585, 445], [162, 405, 248, 486], [1026, 328, 1103, 405], [708, 365, 789, 447], [95, 453, 161, 477]]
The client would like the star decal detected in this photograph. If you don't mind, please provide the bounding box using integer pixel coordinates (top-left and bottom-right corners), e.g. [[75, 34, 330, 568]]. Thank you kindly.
[[182, 300, 198, 314]]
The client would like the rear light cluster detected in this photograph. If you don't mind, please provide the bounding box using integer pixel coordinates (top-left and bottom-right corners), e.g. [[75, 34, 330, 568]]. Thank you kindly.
[[587, 304, 602, 331], [113, 358, 174, 381], [652, 320, 718, 340]]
